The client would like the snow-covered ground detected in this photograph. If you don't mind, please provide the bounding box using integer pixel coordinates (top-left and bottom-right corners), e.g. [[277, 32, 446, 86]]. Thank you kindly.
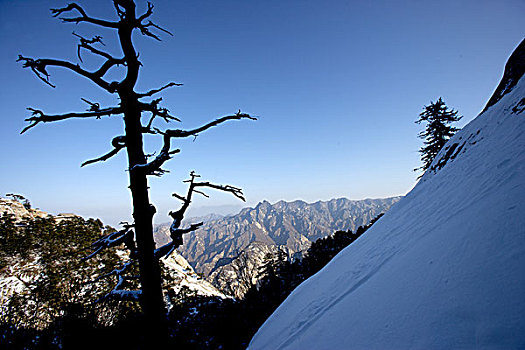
[[249, 58, 525, 348], [162, 253, 227, 298]]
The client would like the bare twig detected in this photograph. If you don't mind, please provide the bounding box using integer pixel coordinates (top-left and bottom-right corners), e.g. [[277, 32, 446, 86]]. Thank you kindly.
[[137, 82, 183, 98], [81, 136, 126, 167], [169, 171, 246, 229], [138, 21, 173, 41], [141, 98, 181, 124], [21, 106, 123, 134], [154, 222, 203, 259], [137, 1, 154, 22], [162, 172, 245, 256], [82, 225, 134, 261], [73, 32, 104, 62], [80, 98, 100, 112], [130, 134, 180, 175], [18, 55, 117, 92], [16, 55, 55, 88], [94, 259, 141, 303], [50, 3, 119, 28], [161, 110, 256, 139]]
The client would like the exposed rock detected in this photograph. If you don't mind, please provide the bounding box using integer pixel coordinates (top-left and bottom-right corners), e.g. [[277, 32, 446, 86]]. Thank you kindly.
[[0, 197, 48, 222], [208, 242, 291, 299]]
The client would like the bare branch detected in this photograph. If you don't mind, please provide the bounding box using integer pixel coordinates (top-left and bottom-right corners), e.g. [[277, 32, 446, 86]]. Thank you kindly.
[[137, 1, 154, 22], [154, 222, 203, 259], [138, 21, 173, 41], [81, 135, 126, 167], [17, 55, 55, 88], [137, 82, 183, 98], [162, 110, 256, 139], [82, 225, 133, 261], [169, 171, 246, 232], [72, 32, 104, 62], [99, 289, 142, 302], [18, 55, 117, 92], [21, 106, 123, 134], [71, 32, 127, 79], [80, 98, 100, 112], [169, 171, 199, 228], [194, 182, 246, 202], [171, 193, 186, 202], [50, 3, 119, 28], [193, 189, 209, 198], [130, 134, 180, 175], [95, 258, 142, 303], [141, 98, 181, 124], [91, 259, 134, 284]]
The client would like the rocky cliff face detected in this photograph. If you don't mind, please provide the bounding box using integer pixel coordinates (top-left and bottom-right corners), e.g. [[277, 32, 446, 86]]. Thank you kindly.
[[208, 241, 293, 299], [0, 197, 48, 222]]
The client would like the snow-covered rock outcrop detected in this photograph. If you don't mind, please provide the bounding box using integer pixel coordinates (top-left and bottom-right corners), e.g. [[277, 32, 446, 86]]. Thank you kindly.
[[249, 40, 525, 349]]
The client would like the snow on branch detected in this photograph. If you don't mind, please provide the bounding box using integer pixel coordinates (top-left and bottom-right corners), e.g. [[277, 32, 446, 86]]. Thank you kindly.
[[154, 222, 203, 259], [91, 259, 134, 284], [94, 259, 142, 303], [81, 135, 126, 167], [50, 3, 119, 28], [82, 224, 134, 261]]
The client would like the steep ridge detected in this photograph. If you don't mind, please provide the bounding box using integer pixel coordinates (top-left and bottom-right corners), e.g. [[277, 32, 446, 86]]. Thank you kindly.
[[249, 40, 525, 349], [155, 197, 401, 278]]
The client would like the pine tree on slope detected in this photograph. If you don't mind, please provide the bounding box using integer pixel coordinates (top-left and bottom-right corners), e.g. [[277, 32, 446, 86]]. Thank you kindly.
[[416, 97, 462, 172]]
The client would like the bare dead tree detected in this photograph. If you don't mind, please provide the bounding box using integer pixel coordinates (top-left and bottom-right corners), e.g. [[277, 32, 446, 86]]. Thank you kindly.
[[18, 0, 255, 337]]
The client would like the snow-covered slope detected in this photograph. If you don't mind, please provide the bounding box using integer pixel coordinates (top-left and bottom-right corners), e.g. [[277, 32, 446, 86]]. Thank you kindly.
[[249, 44, 525, 349], [161, 253, 227, 299]]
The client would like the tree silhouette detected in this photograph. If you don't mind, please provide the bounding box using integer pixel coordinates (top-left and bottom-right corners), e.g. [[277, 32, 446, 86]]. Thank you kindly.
[[415, 97, 461, 172], [18, 0, 255, 337]]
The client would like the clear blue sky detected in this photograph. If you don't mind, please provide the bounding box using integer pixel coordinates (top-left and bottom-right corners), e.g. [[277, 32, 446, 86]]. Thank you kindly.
[[0, 0, 523, 226]]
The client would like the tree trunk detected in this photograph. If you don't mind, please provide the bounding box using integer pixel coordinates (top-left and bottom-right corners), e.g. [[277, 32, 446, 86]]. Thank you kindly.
[[118, 13, 167, 336], [124, 104, 166, 321]]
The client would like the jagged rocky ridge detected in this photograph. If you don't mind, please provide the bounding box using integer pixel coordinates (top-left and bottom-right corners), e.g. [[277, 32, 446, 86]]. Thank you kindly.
[[249, 39, 525, 349], [155, 197, 400, 296]]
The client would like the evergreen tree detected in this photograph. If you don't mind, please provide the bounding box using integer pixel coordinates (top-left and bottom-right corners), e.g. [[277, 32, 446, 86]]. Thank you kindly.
[[416, 98, 462, 172]]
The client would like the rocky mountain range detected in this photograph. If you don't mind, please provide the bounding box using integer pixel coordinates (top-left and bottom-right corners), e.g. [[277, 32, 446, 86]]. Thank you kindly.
[[155, 197, 401, 296]]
